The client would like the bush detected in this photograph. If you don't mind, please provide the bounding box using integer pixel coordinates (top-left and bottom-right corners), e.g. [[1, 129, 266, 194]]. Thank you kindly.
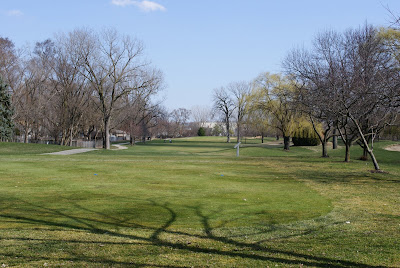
[[292, 126, 320, 146], [197, 127, 206, 136]]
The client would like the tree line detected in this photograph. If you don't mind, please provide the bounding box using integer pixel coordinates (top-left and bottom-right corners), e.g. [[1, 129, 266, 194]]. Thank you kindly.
[[0, 28, 168, 149], [0, 23, 399, 170], [212, 24, 400, 171]]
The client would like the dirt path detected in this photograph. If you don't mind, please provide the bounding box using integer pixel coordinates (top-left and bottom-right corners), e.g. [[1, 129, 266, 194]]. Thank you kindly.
[[112, 143, 129, 150], [384, 144, 400, 152], [43, 143, 130, 155], [43, 148, 98, 155]]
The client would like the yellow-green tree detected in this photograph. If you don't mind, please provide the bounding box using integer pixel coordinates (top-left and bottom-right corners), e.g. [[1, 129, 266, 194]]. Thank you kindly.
[[379, 27, 400, 63], [251, 73, 299, 150]]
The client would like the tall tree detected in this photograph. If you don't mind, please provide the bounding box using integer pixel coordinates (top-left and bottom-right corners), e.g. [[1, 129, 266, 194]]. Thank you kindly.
[[77, 28, 153, 149], [340, 25, 400, 170], [252, 73, 298, 150], [170, 108, 191, 137], [50, 33, 94, 146], [212, 87, 235, 143], [191, 105, 211, 129], [284, 31, 342, 157], [228, 81, 251, 143]]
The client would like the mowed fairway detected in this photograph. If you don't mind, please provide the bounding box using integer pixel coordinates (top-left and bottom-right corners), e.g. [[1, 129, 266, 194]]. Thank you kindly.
[[0, 137, 399, 267]]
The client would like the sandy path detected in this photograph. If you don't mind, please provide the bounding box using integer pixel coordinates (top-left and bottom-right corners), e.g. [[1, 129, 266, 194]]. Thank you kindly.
[[43, 142, 130, 155], [384, 144, 400, 152], [112, 143, 129, 150], [43, 148, 98, 155]]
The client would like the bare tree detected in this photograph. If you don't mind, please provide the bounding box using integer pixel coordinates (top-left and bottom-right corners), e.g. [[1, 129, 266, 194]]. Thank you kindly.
[[285, 25, 400, 169], [170, 108, 191, 137], [228, 81, 251, 143], [191, 105, 211, 129], [212, 87, 235, 143], [77, 28, 152, 149], [340, 25, 400, 170], [48, 33, 94, 146], [284, 31, 342, 157], [122, 69, 164, 144]]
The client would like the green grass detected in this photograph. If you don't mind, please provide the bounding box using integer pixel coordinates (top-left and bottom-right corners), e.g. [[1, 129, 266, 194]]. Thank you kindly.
[[0, 137, 399, 267]]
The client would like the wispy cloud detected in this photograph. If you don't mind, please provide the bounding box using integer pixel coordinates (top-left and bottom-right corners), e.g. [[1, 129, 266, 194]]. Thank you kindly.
[[7, 9, 23, 17], [111, 0, 166, 12]]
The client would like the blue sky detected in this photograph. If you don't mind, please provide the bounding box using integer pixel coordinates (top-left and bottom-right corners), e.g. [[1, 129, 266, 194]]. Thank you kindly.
[[1, 0, 400, 110]]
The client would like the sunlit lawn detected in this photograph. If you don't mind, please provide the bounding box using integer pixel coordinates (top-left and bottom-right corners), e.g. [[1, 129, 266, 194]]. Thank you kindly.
[[0, 137, 399, 267]]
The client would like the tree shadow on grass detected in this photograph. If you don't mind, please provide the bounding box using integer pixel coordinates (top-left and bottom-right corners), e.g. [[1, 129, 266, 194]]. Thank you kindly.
[[0, 199, 388, 267]]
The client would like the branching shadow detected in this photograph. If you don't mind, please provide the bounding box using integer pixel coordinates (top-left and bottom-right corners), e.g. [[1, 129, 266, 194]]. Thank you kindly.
[[0, 198, 388, 267]]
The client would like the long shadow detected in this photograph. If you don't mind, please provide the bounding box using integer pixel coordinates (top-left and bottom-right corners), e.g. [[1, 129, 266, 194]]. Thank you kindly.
[[1, 253, 186, 268], [0, 199, 389, 268]]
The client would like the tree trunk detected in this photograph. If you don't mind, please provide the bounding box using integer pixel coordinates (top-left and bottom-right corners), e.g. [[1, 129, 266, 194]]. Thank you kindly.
[[69, 126, 73, 147], [104, 116, 111, 150], [24, 124, 29, 144], [332, 128, 338, 149], [310, 116, 329, 158], [283, 136, 290, 150], [261, 132, 264, 144], [368, 150, 380, 171], [349, 114, 380, 171], [361, 146, 368, 160], [322, 140, 328, 157], [344, 143, 350, 162], [226, 120, 230, 143]]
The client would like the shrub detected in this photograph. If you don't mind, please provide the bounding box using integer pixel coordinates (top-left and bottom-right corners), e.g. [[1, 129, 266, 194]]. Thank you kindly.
[[292, 126, 320, 146], [197, 127, 206, 136]]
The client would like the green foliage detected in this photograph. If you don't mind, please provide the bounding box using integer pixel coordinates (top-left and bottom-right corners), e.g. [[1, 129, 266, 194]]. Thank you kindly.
[[0, 76, 14, 141], [251, 73, 299, 139], [379, 27, 400, 63], [292, 122, 321, 146], [197, 127, 206, 136]]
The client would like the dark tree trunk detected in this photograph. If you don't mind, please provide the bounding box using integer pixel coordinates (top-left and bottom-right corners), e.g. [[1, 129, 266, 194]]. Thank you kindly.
[[283, 136, 290, 150], [361, 146, 368, 160], [332, 128, 338, 149], [344, 143, 350, 162], [69, 126, 73, 147], [322, 140, 328, 157], [226, 119, 230, 143], [261, 132, 264, 144]]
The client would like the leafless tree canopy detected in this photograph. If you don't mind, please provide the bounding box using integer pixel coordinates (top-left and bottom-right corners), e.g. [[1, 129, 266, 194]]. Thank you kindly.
[[284, 24, 400, 169], [0, 28, 164, 148], [212, 86, 235, 143], [227, 81, 251, 143]]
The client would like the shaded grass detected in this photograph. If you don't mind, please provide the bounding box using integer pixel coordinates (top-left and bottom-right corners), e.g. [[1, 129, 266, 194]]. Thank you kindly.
[[0, 137, 399, 267]]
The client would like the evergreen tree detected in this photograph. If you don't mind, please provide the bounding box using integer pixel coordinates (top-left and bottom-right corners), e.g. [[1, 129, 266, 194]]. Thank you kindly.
[[197, 127, 205, 136], [0, 76, 14, 141]]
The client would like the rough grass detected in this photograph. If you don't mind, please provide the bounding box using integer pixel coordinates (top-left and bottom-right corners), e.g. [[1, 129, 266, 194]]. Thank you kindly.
[[0, 137, 399, 267]]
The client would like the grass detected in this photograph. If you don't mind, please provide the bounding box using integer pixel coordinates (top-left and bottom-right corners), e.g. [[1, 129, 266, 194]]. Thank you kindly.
[[0, 137, 399, 267]]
